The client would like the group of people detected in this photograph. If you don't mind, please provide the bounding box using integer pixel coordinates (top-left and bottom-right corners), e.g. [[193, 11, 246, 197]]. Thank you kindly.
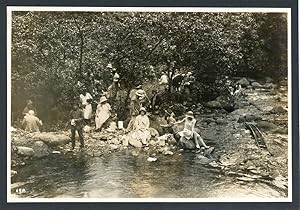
[[20, 63, 210, 151]]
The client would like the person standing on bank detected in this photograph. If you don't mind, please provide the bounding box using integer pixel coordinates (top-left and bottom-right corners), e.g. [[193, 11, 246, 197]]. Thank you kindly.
[[80, 89, 93, 125], [69, 103, 84, 150], [22, 110, 43, 132]]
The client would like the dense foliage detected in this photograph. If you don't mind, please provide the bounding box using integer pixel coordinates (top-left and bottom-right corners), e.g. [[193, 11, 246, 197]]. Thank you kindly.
[[11, 11, 287, 123]]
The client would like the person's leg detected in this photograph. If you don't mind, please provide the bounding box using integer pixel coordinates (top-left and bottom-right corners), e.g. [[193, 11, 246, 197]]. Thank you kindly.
[[77, 128, 84, 148], [71, 126, 76, 149], [194, 131, 209, 148]]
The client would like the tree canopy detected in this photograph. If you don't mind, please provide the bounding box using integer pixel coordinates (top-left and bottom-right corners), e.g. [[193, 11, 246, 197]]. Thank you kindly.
[[11, 11, 287, 122]]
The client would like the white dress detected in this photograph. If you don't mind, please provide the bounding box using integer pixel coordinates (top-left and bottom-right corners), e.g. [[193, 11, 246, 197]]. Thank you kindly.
[[80, 93, 93, 119], [95, 103, 111, 129]]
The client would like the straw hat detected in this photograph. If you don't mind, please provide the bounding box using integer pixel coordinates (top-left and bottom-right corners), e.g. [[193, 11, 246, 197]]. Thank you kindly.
[[140, 107, 147, 113], [185, 111, 194, 118], [28, 110, 35, 115], [99, 96, 108, 103], [136, 89, 145, 97]]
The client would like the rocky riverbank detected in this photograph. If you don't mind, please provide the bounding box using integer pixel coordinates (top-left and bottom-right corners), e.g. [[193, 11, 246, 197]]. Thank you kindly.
[[11, 77, 289, 195]]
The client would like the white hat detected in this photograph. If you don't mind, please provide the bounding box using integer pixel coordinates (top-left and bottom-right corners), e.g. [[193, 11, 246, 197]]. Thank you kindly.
[[28, 110, 35, 115], [107, 63, 113, 68], [99, 96, 108, 103]]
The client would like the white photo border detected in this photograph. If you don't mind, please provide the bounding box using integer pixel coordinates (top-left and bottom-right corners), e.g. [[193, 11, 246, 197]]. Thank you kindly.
[[6, 6, 292, 203]]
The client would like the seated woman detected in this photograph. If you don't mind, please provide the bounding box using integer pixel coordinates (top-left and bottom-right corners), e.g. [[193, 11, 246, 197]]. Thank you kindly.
[[95, 96, 111, 132], [22, 110, 43, 132], [174, 111, 209, 150], [130, 107, 151, 146]]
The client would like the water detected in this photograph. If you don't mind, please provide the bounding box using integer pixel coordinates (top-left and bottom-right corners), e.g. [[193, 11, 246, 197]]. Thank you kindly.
[[11, 150, 285, 198]]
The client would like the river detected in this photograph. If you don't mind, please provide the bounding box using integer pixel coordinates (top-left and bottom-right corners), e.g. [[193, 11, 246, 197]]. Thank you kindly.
[[11, 149, 285, 199]]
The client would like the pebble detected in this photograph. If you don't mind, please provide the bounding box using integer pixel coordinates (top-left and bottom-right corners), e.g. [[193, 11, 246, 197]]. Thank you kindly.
[[147, 157, 157, 162]]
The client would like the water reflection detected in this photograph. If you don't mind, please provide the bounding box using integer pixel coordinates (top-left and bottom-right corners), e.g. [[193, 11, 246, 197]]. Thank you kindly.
[[12, 151, 284, 198]]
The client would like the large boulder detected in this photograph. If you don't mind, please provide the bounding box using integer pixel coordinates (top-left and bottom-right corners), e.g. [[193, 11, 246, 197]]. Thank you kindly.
[[236, 78, 250, 87], [32, 141, 49, 158], [252, 82, 262, 88], [238, 114, 262, 123], [206, 100, 222, 109], [16, 146, 34, 157], [270, 106, 287, 114], [31, 132, 71, 146], [128, 138, 142, 148], [256, 121, 277, 131]]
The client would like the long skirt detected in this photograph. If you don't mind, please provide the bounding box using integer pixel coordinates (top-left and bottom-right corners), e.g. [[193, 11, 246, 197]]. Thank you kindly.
[[84, 104, 93, 119], [131, 129, 151, 145], [95, 110, 110, 129]]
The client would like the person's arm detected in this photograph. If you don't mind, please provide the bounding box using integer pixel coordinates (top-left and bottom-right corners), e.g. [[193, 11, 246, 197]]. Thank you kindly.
[[145, 116, 150, 129], [174, 119, 185, 125], [22, 106, 28, 115]]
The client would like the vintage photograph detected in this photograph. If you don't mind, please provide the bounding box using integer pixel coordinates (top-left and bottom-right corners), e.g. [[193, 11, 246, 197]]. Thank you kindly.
[[7, 7, 291, 201]]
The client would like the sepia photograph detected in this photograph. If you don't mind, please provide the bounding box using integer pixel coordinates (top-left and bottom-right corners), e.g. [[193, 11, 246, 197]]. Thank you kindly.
[[7, 7, 291, 202]]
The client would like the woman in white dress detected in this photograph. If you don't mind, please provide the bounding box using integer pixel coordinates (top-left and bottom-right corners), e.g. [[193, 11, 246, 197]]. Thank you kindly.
[[95, 96, 111, 131], [132, 107, 151, 145], [80, 90, 93, 125]]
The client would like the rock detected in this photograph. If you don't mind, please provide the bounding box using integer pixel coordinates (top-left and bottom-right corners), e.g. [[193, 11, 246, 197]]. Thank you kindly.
[[238, 114, 262, 123], [147, 157, 157, 162], [149, 128, 159, 138], [121, 136, 129, 146], [265, 77, 273, 83], [270, 106, 287, 114], [196, 154, 214, 164], [215, 118, 228, 125], [149, 140, 157, 146], [110, 138, 120, 145], [11, 170, 17, 177], [83, 125, 92, 133], [158, 139, 166, 147], [31, 132, 71, 146], [108, 144, 119, 150], [206, 100, 222, 109], [16, 146, 34, 157], [264, 83, 276, 89], [163, 150, 174, 155], [274, 128, 288, 134], [256, 121, 277, 131], [32, 141, 49, 158], [129, 138, 142, 148], [251, 82, 262, 88], [236, 78, 250, 87]]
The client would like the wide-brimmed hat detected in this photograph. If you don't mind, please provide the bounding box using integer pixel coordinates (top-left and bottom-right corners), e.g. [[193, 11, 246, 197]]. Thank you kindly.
[[113, 73, 120, 82], [99, 96, 108, 103], [28, 110, 35, 115], [27, 100, 33, 105], [185, 111, 194, 118], [136, 84, 142, 89], [140, 107, 147, 113], [136, 89, 145, 97]]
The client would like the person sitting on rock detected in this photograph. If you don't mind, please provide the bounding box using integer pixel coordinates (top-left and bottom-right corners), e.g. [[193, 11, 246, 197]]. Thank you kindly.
[[69, 103, 84, 150], [95, 96, 111, 132], [22, 100, 37, 116], [22, 110, 43, 132], [175, 111, 209, 151], [126, 89, 149, 132], [132, 107, 151, 146]]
